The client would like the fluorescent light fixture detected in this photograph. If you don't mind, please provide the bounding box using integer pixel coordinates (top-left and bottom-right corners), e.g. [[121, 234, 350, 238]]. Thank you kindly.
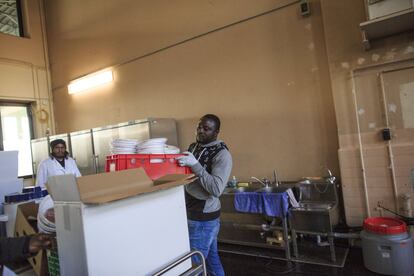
[[68, 70, 113, 94]]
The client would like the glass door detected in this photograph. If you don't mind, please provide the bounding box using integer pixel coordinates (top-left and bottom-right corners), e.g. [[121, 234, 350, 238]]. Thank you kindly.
[[0, 105, 33, 177], [70, 130, 95, 175]]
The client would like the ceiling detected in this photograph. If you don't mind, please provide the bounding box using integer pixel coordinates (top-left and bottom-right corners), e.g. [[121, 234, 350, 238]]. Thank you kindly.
[[0, 0, 21, 36]]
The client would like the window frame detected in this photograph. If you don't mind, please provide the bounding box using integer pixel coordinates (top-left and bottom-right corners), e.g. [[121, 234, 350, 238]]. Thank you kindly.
[[15, 0, 24, 37]]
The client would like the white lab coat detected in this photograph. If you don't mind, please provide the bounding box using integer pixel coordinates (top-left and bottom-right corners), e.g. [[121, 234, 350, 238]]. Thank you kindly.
[[36, 156, 81, 188]]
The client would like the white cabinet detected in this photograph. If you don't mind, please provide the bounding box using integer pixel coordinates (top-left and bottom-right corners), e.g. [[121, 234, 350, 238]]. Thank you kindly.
[[47, 169, 193, 276]]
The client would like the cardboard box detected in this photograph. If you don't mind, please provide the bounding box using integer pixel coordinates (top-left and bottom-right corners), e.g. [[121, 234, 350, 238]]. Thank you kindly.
[[0, 151, 18, 180], [14, 202, 48, 276], [0, 151, 24, 233], [47, 168, 194, 276], [1, 178, 24, 236]]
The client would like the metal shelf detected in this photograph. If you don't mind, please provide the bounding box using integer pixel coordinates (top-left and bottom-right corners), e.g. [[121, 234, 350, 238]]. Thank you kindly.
[[360, 7, 414, 50]]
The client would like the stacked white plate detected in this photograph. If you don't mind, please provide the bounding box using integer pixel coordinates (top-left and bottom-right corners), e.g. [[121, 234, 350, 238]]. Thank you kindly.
[[164, 145, 180, 154], [110, 138, 140, 154], [136, 138, 180, 162], [37, 195, 56, 234], [137, 138, 180, 154]]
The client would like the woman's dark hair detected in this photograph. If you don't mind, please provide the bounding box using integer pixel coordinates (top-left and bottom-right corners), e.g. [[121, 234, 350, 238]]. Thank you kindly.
[[201, 114, 221, 131]]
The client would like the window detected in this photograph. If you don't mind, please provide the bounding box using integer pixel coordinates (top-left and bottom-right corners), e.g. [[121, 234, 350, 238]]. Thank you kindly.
[[0, 104, 33, 177], [0, 0, 24, 37]]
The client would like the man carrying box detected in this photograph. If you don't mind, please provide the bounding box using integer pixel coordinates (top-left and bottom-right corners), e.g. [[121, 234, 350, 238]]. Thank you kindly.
[[177, 114, 232, 276]]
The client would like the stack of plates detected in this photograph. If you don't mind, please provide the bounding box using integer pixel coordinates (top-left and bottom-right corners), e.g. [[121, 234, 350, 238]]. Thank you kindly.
[[164, 145, 180, 154], [137, 138, 180, 154], [136, 138, 180, 163], [37, 195, 56, 234], [137, 138, 168, 154], [110, 138, 140, 154]]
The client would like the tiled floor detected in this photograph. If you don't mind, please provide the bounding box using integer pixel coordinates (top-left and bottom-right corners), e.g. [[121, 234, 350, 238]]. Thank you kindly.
[[220, 247, 380, 276]]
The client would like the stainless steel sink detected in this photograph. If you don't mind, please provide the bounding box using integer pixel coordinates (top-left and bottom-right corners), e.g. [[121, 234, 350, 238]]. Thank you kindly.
[[289, 180, 340, 262], [297, 202, 335, 210], [219, 183, 293, 253], [223, 187, 257, 194], [223, 185, 289, 194], [256, 186, 288, 193], [219, 176, 340, 263], [289, 181, 339, 233]]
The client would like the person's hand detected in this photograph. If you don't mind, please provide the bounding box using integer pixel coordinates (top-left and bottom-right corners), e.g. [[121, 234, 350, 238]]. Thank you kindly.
[[29, 234, 52, 254], [176, 152, 198, 167]]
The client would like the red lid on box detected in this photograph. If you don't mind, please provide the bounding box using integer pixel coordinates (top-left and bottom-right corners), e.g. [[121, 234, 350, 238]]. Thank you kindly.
[[363, 217, 407, 235]]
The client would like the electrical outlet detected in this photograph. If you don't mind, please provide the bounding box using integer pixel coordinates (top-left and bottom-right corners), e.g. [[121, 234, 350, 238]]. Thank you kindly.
[[299, 0, 311, 17]]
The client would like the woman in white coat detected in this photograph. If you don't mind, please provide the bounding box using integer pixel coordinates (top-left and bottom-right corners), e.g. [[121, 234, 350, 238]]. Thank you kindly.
[[36, 139, 81, 188]]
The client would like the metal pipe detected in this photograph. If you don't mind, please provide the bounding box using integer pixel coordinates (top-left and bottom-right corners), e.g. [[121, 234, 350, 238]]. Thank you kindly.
[[379, 72, 399, 212], [282, 217, 291, 260], [230, 222, 284, 232], [38, 0, 57, 134], [401, 193, 412, 217], [291, 229, 361, 239], [332, 232, 361, 239], [292, 229, 298, 257], [351, 71, 371, 217], [229, 222, 363, 240], [376, 205, 384, 217], [153, 250, 206, 276]]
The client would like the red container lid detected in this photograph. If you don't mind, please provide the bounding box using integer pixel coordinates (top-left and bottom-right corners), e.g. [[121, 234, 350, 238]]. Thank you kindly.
[[363, 217, 407, 235]]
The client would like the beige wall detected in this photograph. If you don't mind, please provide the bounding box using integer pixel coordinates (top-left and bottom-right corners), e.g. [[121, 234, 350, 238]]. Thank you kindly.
[[45, 0, 339, 181], [321, 0, 414, 225], [0, 0, 54, 138]]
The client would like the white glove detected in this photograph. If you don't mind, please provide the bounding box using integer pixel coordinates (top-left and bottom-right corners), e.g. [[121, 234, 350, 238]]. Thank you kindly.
[[176, 151, 198, 167]]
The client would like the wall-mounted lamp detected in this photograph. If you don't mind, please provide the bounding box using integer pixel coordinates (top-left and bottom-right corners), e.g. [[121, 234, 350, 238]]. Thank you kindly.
[[68, 69, 113, 94]]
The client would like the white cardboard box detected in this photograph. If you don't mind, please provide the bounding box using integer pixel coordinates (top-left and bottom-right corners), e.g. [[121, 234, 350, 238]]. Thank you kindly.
[[0, 178, 23, 212], [0, 151, 18, 180], [47, 168, 194, 276]]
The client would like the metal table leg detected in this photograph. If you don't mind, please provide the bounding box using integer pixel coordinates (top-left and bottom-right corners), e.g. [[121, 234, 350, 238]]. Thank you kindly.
[[282, 217, 291, 260], [328, 234, 336, 263], [291, 229, 298, 258]]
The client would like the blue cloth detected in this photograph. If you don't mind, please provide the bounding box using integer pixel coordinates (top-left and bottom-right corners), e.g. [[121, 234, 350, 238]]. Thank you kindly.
[[188, 218, 224, 276], [262, 192, 289, 217], [234, 191, 289, 218], [234, 192, 263, 214]]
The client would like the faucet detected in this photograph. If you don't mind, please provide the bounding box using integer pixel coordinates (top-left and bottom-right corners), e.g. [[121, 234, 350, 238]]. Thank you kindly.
[[323, 167, 336, 184], [273, 170, 279, 187], [251, 177, 269, 188]]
